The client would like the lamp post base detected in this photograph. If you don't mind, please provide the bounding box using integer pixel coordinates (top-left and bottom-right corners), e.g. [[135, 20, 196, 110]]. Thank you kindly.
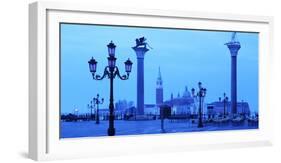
[[107, 128, 115, 136], [96, 116, 100, 124], [198, 122, 203, 128]]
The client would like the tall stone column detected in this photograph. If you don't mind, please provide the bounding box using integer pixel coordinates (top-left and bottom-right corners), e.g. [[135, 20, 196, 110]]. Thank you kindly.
[[225, 36, 241, 115], [132, 46, 149, 115]]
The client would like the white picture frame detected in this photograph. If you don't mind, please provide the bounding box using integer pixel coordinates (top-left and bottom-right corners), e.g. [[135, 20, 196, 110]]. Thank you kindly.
[[29, 1, 274, 161]]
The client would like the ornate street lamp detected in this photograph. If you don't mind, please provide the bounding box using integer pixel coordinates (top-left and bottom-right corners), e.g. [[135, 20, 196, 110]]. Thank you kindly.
[[191, 82, 207, 128], [88, 57, 97, 73], [93, 94, 104, 124], [223, 93, 229, 118], [124, 58, 133, 74], [107, 41, 116, 57], [87, 101, 94, 120], [88, 41, 133, 136]]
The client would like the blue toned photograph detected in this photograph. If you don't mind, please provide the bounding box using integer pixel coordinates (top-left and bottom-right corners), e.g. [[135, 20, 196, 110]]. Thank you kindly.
[[60, 23, 259, 138]]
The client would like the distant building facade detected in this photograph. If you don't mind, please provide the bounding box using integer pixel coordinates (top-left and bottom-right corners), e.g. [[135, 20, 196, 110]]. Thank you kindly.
[[144, 104, 158, 115], [115, 100, 134, 112], [207, 101, 250, 117], [164, 86, 195, 115]]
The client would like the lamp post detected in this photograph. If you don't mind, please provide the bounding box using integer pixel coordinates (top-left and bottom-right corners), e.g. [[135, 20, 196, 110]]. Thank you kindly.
[[93, 94, 104, 124], [241, 100, 244, 117], [223, 93, 229, 118], [88, 41, 133, 136], [191, 82, 207, 128], [87, 101, 94, 120]]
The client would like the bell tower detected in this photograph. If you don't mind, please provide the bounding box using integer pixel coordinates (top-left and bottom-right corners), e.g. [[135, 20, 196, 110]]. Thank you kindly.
[[156, 67, 163, 106]]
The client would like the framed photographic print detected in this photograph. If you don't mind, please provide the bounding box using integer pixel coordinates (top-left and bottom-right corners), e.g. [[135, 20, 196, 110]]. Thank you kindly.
[[29, 1, 274, 161]]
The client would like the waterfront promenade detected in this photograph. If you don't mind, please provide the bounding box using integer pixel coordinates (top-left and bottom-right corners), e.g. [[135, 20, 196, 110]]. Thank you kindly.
[[61, 119, 258, 138]]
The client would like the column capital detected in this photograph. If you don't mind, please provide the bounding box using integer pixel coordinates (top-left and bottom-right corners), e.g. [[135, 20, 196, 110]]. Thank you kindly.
[[132, 46, 149, 59], [226, 42, 241, 57]]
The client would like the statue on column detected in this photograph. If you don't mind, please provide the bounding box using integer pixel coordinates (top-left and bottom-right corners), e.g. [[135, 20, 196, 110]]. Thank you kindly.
[[134, 37, 153, 49]]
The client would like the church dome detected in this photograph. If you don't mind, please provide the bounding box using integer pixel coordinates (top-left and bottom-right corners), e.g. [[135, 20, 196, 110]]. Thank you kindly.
[[182, 86, 191, 98]]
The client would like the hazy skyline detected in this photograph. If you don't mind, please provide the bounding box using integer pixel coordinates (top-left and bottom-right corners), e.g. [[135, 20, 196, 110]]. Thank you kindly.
[[60, 23, 258, 114]]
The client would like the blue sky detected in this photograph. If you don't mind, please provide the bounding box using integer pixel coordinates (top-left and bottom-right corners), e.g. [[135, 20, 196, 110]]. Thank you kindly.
[[60, 23, 258, 114]]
